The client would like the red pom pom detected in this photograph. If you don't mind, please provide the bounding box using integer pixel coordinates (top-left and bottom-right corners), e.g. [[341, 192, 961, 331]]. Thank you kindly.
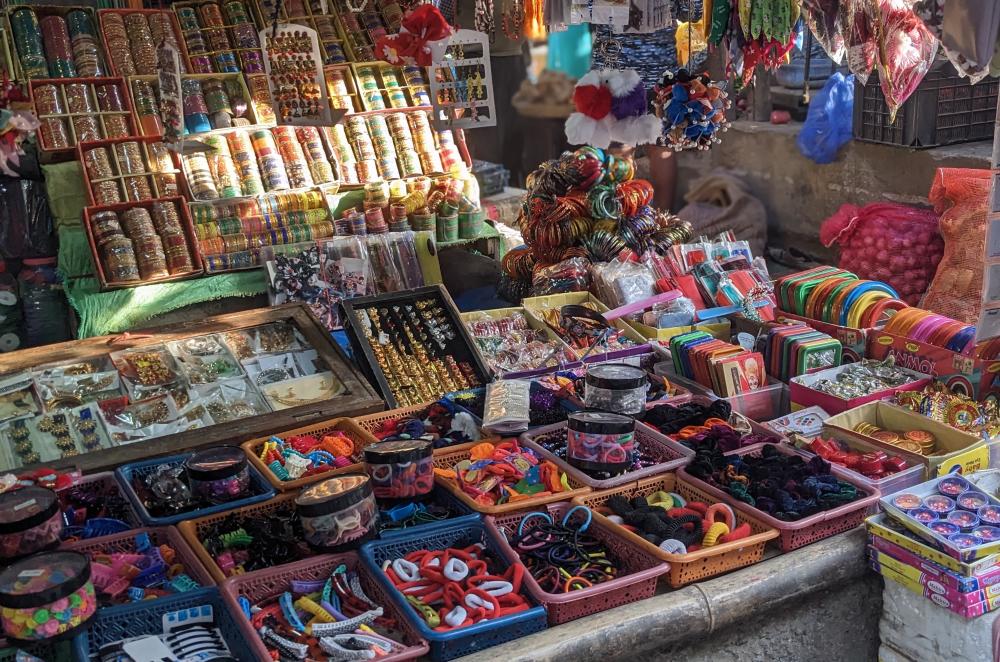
[[573, 84, 612, 120], [720, 522, 752, 543]]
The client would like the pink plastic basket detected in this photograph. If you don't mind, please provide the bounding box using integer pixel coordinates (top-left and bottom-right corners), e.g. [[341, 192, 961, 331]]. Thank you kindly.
[[677, 442, 881, 552], [62, 526, 216, 593], [219, 552, 428, 662], [484, 502, 668, 625], [520, 421, 695, 490]]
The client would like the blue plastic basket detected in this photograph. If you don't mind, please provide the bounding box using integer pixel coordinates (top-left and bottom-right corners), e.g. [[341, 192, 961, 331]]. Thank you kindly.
[[115, 453, 276, 526], [71, 588, 254, 661], [359, 517, 547, 661], [0, 640, 73, 662], [378, 485, 476, 540]]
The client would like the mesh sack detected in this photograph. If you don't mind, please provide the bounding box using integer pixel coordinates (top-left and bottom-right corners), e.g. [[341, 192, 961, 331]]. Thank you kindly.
[[820, 201, 942, 305], [921, 168, 991, 324]]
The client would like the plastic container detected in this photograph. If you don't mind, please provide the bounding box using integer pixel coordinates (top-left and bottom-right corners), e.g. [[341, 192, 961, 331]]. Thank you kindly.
[[678, 442, 881, 552], [431, 444, 592, 515], [365, 439, 434, 499], [184, 445, 251, 504], [62, 526, 215, 595], [242, 417, 380, 491], [521, 421, 694, 490], [0, 551, 96, 642], [572, 473, 779, 588], [0, 486, 62, 560], [472, 160, 509, 197], [852, 58, 999, 148], [115, 452, 275, 526], [584, 363, 648, 417], [565, 411, 635, 475], [296, 474, 378, 551], [70, 587, 256, 660], [359, 518, 547, 661], [485, 503, 669, 625], [664, 370, 790, 422], [220, 552, 429, 662]]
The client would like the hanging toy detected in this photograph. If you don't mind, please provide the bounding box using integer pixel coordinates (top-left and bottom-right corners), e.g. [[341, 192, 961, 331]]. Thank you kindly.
[[565, 69, 660, 149], [652, 69, 730, 152], [375, 4, 455, 66]]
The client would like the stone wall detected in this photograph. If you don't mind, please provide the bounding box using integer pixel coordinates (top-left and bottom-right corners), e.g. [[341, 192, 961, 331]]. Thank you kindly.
[[639, 122, 992, 262]]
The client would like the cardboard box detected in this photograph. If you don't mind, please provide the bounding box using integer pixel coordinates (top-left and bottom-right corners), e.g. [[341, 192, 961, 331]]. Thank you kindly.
[[869, 535, 1000, 593], [623, 317, 731, 344], [824, 401, 987, 476], [867, 512, 1000, 577], [871, 561, 1000, 618], [521, 292, 650, 363], [789, 363, 932, 415], [868, 329, 1000, 402], [869, 548, 1000, 604], [460, 306, 578, 379]]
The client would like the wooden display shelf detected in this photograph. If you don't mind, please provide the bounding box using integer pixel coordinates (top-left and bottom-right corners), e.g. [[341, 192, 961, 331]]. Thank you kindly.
[[0, 303, 385, 474]]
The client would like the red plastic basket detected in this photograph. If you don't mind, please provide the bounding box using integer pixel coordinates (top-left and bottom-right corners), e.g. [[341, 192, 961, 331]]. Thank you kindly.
[[62, 525, 216, 594], [520, 421, 695, 490], [219, 552, 428, 662], [572, 474, 779, 588], [677, 442, 881, 552], [484, 502, 668, 625]]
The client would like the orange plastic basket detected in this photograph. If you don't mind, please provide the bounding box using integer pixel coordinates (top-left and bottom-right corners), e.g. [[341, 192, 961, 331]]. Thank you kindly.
[[178, 493, 307, 583], [353, 403, 496, 451], [241, 417, 379, 491], [432, 444, 591, 515], [571, 473, 779, 588]]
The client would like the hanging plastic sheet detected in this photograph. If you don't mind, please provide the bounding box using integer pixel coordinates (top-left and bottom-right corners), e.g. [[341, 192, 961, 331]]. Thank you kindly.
[[0, 177, 56, 259], [877, 0, 938, 121], [914, 0, 999, 83], [796, 72, 855, 164]]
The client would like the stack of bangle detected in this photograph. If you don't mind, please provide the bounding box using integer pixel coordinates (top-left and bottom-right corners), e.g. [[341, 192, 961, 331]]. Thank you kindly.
[[882, 307, 977, 353]]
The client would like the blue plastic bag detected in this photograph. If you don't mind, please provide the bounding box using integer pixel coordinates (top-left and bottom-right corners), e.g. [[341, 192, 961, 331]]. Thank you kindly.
[[796, 72, 855, 164]]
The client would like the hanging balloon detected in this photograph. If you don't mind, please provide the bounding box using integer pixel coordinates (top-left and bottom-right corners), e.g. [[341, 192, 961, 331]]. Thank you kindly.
[[652, 69, 731, 152]]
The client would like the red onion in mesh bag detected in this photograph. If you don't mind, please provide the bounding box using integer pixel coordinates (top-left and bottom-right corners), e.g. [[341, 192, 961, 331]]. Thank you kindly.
[[820, 202, 942, 305]]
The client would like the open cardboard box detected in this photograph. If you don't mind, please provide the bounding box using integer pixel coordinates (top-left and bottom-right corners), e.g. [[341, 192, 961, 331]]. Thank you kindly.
[[790, 363, 932, 415], [459, 306, 578, 378], [824, 401, 987, 476]]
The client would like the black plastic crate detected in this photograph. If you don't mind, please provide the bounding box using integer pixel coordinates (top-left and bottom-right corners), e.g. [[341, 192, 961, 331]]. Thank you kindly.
[[473, 159, 510, 197], [852, 60, 998, 148], [340, 284, 493, 408]]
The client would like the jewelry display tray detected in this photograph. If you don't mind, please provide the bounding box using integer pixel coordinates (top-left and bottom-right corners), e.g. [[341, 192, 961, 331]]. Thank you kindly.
[[341, 284, 493, 408]]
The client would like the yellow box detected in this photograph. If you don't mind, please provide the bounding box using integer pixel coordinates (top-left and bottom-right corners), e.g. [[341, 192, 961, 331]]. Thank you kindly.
[[625, 318, 731, 343], [520, 292, 649, 349], [824, 401, 987, 477], [866, 513, 999, 576]]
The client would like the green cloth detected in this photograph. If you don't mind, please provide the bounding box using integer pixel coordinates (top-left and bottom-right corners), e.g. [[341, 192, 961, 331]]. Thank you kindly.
[[42, 161, 87, 228], [65, 270, 267, 338], [58, 225, 97, 280]]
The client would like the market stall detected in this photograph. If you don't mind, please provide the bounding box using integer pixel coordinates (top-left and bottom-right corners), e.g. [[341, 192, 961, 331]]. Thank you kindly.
[[1, 0, 1000, 660]]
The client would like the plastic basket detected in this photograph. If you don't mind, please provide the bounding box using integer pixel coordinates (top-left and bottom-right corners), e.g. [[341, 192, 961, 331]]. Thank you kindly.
[[0, 641, 72, 661], [852, 58, 999, 148], [472, 160, 509, 197], [484, 502, 668, 624], [241, 416, 381, 491], [379, 485, 476, 539], [432, 444, 591, 515], [678, 442, 881, 552], [666, 372, 790, 422], [177, 493, 309, 583], [70, 587, 256, 661], [353, 401, 495, 449], [359, 517, 547, 661], [57, 471, 142, 539], [219, 552, 429, 662], [115, 452, 276, 527], [519, 421, 695, 490], [62, 526, 216, 596], [571, 473, 779, 588]]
